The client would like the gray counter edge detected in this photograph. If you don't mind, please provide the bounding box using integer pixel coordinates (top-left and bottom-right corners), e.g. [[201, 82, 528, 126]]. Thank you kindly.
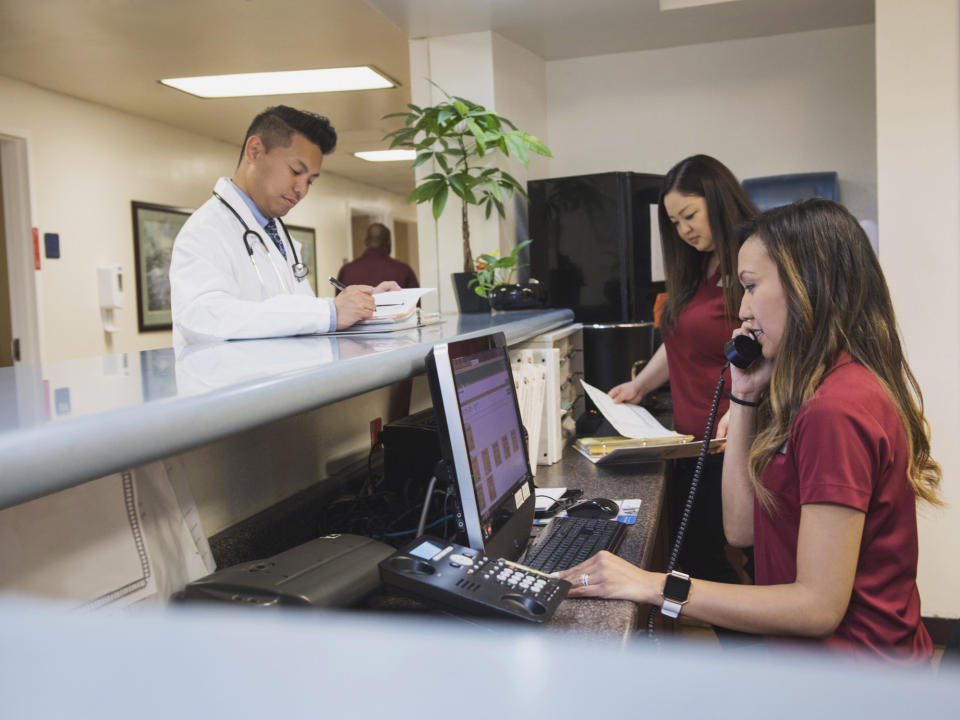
[[0, 310, 573, 510]]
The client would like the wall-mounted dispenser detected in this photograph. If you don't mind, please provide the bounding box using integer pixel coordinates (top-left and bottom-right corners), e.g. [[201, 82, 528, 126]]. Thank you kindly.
[[97, 264, 124, 333]]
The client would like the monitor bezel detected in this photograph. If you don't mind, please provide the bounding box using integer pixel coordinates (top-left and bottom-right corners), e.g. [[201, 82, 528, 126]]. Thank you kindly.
[[426, 332, 535, 560]]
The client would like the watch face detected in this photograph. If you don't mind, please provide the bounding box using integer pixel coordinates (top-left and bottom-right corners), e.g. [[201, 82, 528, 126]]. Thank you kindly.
[[663, 573, 691, 602]]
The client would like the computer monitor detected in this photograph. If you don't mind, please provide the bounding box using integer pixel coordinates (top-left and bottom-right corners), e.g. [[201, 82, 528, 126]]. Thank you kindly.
[[425, 332, 535, 561]]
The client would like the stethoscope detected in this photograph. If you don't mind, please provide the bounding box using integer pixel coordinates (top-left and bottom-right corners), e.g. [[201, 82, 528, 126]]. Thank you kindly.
[[213, 191, 309, 289]]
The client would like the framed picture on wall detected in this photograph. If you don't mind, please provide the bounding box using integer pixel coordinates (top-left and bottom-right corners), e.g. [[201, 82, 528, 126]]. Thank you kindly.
[[285, 224, 318, 295], [131, 201, 193, 332]]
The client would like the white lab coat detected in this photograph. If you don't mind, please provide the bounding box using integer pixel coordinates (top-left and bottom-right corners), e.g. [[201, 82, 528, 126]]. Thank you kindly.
[[170, 177, 333, 344]]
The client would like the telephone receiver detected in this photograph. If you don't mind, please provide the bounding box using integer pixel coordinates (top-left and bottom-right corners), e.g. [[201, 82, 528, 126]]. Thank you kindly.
[[723, 334, 762, 369]]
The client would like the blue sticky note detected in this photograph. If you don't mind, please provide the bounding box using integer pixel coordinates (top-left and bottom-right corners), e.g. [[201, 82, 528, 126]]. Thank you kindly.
[[44, 233, 60, 259]]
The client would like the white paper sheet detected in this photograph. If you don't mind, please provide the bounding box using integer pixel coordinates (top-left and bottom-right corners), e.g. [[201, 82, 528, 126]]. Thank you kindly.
[[579, 378, 686, 440], [362, 288, 437, 324]]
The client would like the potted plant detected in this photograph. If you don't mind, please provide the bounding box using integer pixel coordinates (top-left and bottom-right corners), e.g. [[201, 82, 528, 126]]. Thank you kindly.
[[469, 240, 546, 311], [383, 85, 551, 311]]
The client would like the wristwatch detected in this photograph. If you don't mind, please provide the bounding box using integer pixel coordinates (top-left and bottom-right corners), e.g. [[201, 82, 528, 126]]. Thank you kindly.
[[660, 570, 692, 618]]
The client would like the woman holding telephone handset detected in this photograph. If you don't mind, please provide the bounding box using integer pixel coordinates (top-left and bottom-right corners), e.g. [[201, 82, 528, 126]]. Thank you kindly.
[[561, 199, 941, 662], [609, 155, 758, 587]]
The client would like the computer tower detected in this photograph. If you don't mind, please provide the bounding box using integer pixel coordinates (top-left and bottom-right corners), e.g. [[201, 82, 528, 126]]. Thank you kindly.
[[381, 408, 442, 505]]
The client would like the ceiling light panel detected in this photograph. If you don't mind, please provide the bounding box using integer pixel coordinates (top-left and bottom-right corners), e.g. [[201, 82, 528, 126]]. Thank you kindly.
[[354, 150, 417, 162], [160, 66, 395, 98]]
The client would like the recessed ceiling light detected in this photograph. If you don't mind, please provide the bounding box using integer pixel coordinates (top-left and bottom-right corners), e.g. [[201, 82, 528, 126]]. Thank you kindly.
[[354, 150, 417, 162], [160, 66, 396, 98]]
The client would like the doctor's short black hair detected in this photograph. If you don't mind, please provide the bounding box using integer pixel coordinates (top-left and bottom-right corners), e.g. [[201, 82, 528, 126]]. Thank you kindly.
[[239, 105, 338, 164]]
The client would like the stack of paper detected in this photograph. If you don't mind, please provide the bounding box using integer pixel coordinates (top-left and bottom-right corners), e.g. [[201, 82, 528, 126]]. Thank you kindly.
[[359, 288, 436, 325], [574, 379, 724, 463]]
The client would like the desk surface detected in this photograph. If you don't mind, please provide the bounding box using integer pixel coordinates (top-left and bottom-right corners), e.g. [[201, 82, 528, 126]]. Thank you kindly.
[[0, 309, 573, 511], [533, 450, 665, 643]]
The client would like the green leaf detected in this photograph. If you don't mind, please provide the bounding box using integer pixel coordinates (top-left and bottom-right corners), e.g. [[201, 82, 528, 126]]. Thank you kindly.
[[381, 112, 412, 120], [465, 118, 486, 155], [407, 103, 423, 113], [431, 184, 449, 220], [435, 153, 450, 173], [504, 132, 529, 165], [486, 180, 502, 202], [411, 152, 433, 169], [519, 131, 552, 158], [453, 99, 469, 117], [408, 180, 442, 204]]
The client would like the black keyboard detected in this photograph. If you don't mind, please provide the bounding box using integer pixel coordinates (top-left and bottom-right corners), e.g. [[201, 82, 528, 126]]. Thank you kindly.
[[520, 516, 628, 574]]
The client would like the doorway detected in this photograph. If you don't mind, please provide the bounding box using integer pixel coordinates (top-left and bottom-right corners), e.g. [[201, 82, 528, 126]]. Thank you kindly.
[[393, 220, 419, 284], [0, 133, 42, 366], [0, 162, 11, 367]]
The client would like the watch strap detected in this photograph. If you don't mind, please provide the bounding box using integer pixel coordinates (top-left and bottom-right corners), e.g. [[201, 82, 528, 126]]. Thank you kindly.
[[660, 570, 691, 618]]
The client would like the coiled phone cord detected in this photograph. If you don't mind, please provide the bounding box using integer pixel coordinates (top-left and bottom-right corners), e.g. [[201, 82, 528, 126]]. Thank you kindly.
[[646, 362, 730, 642]]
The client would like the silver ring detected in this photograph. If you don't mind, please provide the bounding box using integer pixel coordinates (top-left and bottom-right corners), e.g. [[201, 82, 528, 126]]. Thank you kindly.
[[580, 573, 590, 587]]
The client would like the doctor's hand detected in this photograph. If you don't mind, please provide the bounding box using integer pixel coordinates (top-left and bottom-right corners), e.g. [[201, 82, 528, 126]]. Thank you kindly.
[[372, 281, 402, 294], [334, 285, 376, 329]]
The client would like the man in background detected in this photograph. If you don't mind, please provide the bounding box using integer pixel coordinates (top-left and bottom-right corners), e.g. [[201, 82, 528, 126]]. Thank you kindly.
[[337, 223, 418, 290]]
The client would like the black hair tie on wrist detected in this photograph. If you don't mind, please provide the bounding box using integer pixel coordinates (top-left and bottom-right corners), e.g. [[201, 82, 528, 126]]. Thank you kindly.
[[729, 393, 760, 407]]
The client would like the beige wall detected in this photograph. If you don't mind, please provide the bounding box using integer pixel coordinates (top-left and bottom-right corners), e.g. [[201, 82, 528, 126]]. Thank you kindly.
[[875, 0, 959, 618], [544, 25, 877, 223], [0, 74, 416, 363]]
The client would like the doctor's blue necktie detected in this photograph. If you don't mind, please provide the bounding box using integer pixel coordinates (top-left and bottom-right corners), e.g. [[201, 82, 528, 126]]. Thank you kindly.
[[263, 219, 287, 260]]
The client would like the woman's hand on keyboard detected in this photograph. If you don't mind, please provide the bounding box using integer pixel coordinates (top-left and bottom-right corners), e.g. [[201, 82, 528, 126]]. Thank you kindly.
[[557, 551, 661, 605]]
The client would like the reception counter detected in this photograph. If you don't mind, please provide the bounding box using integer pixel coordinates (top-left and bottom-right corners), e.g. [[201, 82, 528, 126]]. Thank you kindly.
[[0, 310, 573, 511]]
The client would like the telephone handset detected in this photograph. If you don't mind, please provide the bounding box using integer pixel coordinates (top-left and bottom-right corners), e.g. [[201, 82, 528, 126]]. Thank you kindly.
[[379, 536, 570, 623], [723, 333, 762, 369]]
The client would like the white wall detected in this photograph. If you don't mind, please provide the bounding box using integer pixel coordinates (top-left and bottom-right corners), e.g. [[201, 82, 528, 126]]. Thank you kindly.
[[875, 0, 960, 619], [545, 25, 877, 223], [0, 75, 416, 363]]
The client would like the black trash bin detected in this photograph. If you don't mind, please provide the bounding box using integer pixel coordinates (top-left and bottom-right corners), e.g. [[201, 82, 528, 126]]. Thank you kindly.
[[581, 322, 656, 393]]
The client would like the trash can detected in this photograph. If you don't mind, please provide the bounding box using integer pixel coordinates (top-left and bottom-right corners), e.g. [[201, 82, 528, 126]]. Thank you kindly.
[[581, 322, 656, 394]]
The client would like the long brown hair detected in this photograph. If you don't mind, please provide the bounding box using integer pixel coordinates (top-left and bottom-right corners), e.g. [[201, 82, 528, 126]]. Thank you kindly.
[[742, 199, 941, 511], [658, 155, 758, 332]]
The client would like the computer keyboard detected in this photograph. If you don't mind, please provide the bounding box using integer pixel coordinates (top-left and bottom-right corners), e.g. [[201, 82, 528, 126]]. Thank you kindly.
[[520, 516, 628, 574]]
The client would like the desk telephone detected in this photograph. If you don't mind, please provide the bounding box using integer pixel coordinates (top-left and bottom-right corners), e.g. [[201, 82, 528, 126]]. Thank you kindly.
[[379, 536, 571, 623]]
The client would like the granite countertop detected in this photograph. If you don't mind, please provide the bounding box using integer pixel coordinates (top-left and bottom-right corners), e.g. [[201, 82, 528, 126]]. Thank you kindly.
[[532, 450, 666, 644]]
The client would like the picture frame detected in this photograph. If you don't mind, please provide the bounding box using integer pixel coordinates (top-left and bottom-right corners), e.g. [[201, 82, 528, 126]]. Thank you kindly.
[[131, 201, 193, 332], [285, 223, 318, 295]]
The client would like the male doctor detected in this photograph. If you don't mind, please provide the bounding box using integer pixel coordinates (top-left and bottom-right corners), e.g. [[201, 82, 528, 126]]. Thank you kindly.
[[170, 105, 398, 344]]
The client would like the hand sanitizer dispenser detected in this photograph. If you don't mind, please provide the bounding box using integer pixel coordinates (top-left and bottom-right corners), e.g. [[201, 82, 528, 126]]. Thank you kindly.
[[97, 264, 124, 333]]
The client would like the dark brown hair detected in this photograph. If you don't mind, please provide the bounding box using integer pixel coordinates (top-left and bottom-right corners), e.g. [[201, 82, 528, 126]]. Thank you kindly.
[[741, 198, 941, 510], [658, 155, 758, 332]]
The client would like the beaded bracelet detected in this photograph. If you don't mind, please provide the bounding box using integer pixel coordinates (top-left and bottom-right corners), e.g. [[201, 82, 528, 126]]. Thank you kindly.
[[729, 393, 760, 408]]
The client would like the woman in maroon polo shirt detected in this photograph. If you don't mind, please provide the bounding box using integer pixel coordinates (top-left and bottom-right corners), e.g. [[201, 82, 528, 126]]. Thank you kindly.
[[609, 155, 757, 586], [563, 199, 941, 662]]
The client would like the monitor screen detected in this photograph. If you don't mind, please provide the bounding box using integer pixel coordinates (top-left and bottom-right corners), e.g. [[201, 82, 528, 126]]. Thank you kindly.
[[426, 332, 535, 560], [452, 347, 528, 517]]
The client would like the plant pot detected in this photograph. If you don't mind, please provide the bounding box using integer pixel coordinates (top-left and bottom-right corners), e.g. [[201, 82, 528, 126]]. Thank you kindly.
[[451, 272, 490, 313], [487, 280, 548, 311]]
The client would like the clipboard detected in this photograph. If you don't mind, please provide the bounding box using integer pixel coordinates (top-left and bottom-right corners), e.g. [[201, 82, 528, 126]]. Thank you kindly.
[[573, 436, 727, 464]]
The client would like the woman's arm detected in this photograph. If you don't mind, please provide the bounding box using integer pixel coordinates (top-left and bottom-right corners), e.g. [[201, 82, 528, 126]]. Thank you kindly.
[[608, 343, 669, 404], [720, 400, 757, 546], [558, 502, 864, 637]]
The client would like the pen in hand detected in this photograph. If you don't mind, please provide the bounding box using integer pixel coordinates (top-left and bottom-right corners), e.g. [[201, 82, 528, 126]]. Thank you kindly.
[[328, 276, 346, 292]]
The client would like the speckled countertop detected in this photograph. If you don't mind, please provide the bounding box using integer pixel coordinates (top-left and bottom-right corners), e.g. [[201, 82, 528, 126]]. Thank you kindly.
[[533, 451, 666, 645]]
